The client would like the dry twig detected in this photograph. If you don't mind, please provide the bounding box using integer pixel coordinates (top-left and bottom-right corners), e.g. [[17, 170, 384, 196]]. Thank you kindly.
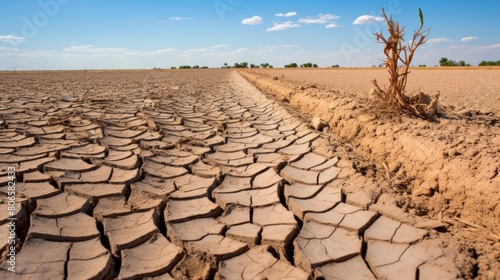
[[444, 217, 500, 241], [372, 8, 439, 119]]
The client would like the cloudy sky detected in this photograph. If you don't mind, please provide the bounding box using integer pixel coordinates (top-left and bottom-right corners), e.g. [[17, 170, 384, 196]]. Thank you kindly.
[[1, 0, 499, 70]]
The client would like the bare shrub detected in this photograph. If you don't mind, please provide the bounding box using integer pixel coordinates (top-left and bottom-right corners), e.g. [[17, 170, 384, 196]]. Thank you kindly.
[[371, 8, 439, 119]]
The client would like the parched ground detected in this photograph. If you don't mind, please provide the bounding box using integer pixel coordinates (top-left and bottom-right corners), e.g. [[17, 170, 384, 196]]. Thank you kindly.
[[239, 68, 500, 280], [261, 68, 500, 115], [0, 69, 496, 279]]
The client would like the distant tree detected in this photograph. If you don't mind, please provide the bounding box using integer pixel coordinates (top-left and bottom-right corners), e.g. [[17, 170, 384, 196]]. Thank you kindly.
[[269, 65, 273, 68], [193, 65, 200, 69], [287, 62, 298, 68], [478, 60, 500, 66], [439, 57, 448, 66], [233, 62, 248, 68], [224, 62, 228, 68], [250, 63, 255, 68], [313, 64, 318, 68], [201, 66, 209, 69], [440, 57, 469, 66], [179, 65, 191, 69], [171, 66, 177, 69]]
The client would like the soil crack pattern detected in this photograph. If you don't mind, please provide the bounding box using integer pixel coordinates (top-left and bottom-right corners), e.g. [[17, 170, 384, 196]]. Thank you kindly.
[[0, 70, 468, 279]]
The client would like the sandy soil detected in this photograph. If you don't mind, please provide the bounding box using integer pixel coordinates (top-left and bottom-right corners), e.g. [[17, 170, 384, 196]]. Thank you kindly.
[[239, 68, 500, 279], [261, 68, 500, 115], [0, 69, 497, 279]]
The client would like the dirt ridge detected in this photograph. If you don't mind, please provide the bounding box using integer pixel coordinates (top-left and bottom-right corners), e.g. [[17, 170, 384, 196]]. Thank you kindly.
[[238, 69, 499, 235]]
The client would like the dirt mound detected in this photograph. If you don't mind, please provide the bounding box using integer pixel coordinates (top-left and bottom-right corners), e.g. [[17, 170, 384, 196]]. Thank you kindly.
[[239, 69, 500, 278]]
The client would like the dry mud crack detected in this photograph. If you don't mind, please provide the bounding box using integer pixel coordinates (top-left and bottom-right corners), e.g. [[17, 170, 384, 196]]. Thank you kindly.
[[0, 69, 480, 279]]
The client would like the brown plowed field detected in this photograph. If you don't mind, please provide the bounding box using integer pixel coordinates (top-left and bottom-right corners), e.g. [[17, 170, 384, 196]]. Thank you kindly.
[[262, 68, 500, 115], [0, 69, 497, 279], [239, 68, 500, 279]]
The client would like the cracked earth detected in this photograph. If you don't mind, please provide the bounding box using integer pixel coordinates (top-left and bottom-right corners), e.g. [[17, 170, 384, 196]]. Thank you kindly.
[[0, 69, 482, 279]]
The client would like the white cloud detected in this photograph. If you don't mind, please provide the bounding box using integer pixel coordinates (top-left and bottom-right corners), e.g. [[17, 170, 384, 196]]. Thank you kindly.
[[318, 14, 339, 20], [266, 21, 301, 31], [63, 44, 130, 53], [299, 18, 327, 24], [263, 44, 300, 49], [209, 44, 227, 49], [299, 14, 340, 24], [234, 48, 248, 53], [0, 35, 26, 44], [153, 48, 178, 54], [461, 36, 478, 42], [0, 44, 261, 70], [326, 23, 341, 29], [353, 15, 384, 24], [477, 43, 500, 50], [275, 12, 297, 17], [242, 16, 263, 25], [427, 38, 452, 44], [446, 43, 500, 51], [169, 17, 192, 21]]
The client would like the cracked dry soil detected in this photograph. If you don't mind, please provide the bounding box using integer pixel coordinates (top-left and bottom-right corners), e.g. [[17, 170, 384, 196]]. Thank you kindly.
[[0, 69, 494, 279]]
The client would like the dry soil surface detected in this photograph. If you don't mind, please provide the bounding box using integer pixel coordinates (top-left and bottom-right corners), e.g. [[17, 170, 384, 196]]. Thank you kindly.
[[239, 68, 500, 279], [262, 68, 500, 115], [0, 69, 496, 279]]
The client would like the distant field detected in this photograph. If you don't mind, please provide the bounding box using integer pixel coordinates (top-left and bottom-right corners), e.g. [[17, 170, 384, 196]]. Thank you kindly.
[[261, 68, 500, 114], [1, 67, 498, 114]]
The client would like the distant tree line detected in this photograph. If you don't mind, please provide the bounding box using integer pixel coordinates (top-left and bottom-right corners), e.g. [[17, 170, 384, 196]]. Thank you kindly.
[[478, 60, 500, 66], [440, 57, 500, 67], [176, 65, 209, 69], [170, 61, 344, 69], [220, 62, 274, 69], [300, 63, 318, 68], [284, 62, 320, 68], [439, 57, 471, 67], [233, 62, 248, 68]]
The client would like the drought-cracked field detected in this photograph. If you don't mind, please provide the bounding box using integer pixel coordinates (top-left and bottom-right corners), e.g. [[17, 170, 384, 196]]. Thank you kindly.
[[0, 69, 496, 279]]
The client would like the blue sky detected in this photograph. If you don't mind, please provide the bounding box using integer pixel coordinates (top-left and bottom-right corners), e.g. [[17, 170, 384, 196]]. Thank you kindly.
[[1, 0, 499, 70]]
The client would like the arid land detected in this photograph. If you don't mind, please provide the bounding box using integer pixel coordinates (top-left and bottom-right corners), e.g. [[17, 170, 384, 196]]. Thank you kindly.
[[239, 67, 500, 279], [0, 69, 498, 279]]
